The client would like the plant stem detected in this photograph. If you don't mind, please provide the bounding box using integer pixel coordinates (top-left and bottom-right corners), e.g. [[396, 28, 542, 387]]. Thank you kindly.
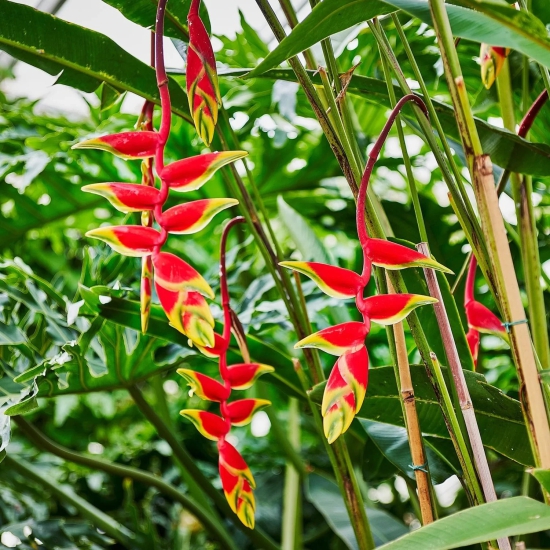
[[387, 276, 434, 523], [128, 384, 280, 550], [277, 0, 317, 69], [427, 0, 550, 470], [6, 454, 137, 548], [496, 61, 550, 372], [12, 417, 238, 550], [418, 242, 510, 550], [281, 398, 303, 550]]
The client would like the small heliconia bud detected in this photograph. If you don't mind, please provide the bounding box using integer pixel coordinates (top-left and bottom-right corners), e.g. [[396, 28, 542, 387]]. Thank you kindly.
[[155, 282, 186, 333], [465, 300, 508, 341], [162, 198, 239, 234], [218, 439, 255, 488], [153, 252, 215, 298], [195, 332, 227, 358], [219, 462, 256, 528], [466, 328, 480, 366], [279, 261, 363, 299], [334, 346, 368, 414], [295, 322, 368, 356], [226, 399, 271, 427], [72, 131, 159, 159], [162, 151, 248, 192], [177, 368, 230, 402], [85, 226, 162, 257], [321, 363, 356, 444], [141, 256, 153, 333], [179, 410, 230, 441], [365, 239, 452, 273], [361, 294, 438, 325], [182, 309, 216, 348], [187, 0, 221, 145], [480, 44, 510, 89], [82, 183, 161, 213], [236, 480, 255, 529], [226, 363, 275, 390]]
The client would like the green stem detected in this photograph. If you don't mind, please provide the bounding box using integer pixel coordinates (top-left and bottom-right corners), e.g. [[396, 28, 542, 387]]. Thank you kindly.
[[5, 453, 136, 548], [12, 417, 238, 550], [278, 0, 317, 69], [281, 398, 303, 550], [127, 385, 280, 550], [497, 61, 550, 372]]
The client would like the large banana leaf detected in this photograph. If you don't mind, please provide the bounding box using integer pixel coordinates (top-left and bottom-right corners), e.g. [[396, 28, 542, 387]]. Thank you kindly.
[[222, 68, 550, 177], [0, 0, 190, 119], [378, 496, 550, 549], [309, 364, 532, 465]]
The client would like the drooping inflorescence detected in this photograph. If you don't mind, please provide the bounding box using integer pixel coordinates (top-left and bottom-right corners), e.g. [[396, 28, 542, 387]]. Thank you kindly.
[[178, 217, 274, 529], [282, 95, 452, 444], [73, 0, 244, 348]]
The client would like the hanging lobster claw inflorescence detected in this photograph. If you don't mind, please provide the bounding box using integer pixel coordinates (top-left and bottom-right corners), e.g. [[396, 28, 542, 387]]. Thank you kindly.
[[74, 0, 243, 347], [282, 95, 452, 444]]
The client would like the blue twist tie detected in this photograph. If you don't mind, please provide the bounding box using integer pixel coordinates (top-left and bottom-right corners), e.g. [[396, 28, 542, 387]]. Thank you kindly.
[[409, 463, 428, 474], [502, 319, 528, 333]]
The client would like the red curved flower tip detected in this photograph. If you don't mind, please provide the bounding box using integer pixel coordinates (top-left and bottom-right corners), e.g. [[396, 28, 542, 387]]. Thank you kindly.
[[153, 252, 214, 299], [162, 151, 248, 192], [295, 322, 368, 356], [365, 239, 452, 273], [85, 226, 162, 257], [179, 409, 229, 441], [218, 439, 255, 488], [162, 198, 239, 235], [219, 461, 256, 528], [155, 283, 215, 347], [226, 399, 271, 427], [72, 131, 159, 159], [141, 256, 153, 333], [226, 363, 274, 390], [465, 300, 508, 342], [466, 328, 480, 366], [481, 44, 510, 89], [195, 332, 227, 358], [361, 294, 438, 326], [279, 261, 363, 299], [177, 368, 230, 402], [187, 0, 220, 145], [321, 361, 357, 444], [82, 183, 161, 213]]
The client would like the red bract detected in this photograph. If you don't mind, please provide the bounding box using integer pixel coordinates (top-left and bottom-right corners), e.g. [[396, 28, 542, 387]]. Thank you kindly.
[[480, 44, 510, 89], [361, 294, 437, 325], [177, 368, 230, 402], [85, 226, 162, 257], [162, 198, 238, 234], [82, 183, 160, 213], [226, 363, 274, 390], [73, 131, 159, 159], [180, 410, 230, 441], [226, 399, 270, 427], [295, 322, 368, 356]]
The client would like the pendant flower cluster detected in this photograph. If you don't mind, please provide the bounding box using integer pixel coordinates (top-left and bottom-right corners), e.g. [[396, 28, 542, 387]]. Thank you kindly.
[[73, 0, 244, 348], [464, 256, 508, 365], [178, 218, 273, 529], [282, 95, 451, 444]]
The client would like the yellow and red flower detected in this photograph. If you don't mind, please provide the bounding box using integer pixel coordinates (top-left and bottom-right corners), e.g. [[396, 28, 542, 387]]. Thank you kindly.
[[85, 226, 162, 257], [73, 131, 159, 159], [82, 183, 161, 213], [162, 198, 238, 234]]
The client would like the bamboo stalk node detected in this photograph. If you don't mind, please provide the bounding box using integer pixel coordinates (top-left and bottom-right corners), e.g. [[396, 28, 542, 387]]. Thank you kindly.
[[401, 389, 415, 403]]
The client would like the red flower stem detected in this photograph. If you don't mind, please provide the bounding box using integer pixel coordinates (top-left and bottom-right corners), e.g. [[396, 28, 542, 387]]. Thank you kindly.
[[464, 255, 477, 305], [189, 0, 200, 17]]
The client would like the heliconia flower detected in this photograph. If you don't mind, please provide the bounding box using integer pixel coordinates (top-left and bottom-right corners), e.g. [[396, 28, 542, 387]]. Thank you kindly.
[[218, 439, 255, 488], [155, 282, 186, 333], [85, 226, 162, 257], [226, 399, 271, 427], [321, 361, 356, 444], [179, 410, 229, 441], [226, 363, 274, 390], [153, 252, 214, 298], [219, 462, 256, 528], [480, 44, 510, 89], [195, 332, 227, 357], [465, 300, 508, 341], [141, 256, 153, 333], [162, 198, 239, 234], [364, 239, 452, 273], [72, 131, 159, 159], [295, 322, 368, 356], [162, 151, 248, 192], [334, 346, 368, 413], [235, 480, 255, 529], [182, 309, 216, 348], [279, 261, 363, 299], [177, 368, 230, 402], [361, 294, 438, 325], [466, 328, 480, 366], [82, 183, 160, 213], [187, 0, 221, 145]]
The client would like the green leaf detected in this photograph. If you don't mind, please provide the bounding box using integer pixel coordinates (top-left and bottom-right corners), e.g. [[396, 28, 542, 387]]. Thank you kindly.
[[306, 474, 407, 549], [0, 322, 27, 345], [100, 0, 211, 40], [383, 0, 550, 69], [377, 496, 550, 549], [247, 0, 394, 77], [529, 468, 550, 494], [309, 364, 532, 465], [223, 68, 550, 177], [0, 0, 190, 119]]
